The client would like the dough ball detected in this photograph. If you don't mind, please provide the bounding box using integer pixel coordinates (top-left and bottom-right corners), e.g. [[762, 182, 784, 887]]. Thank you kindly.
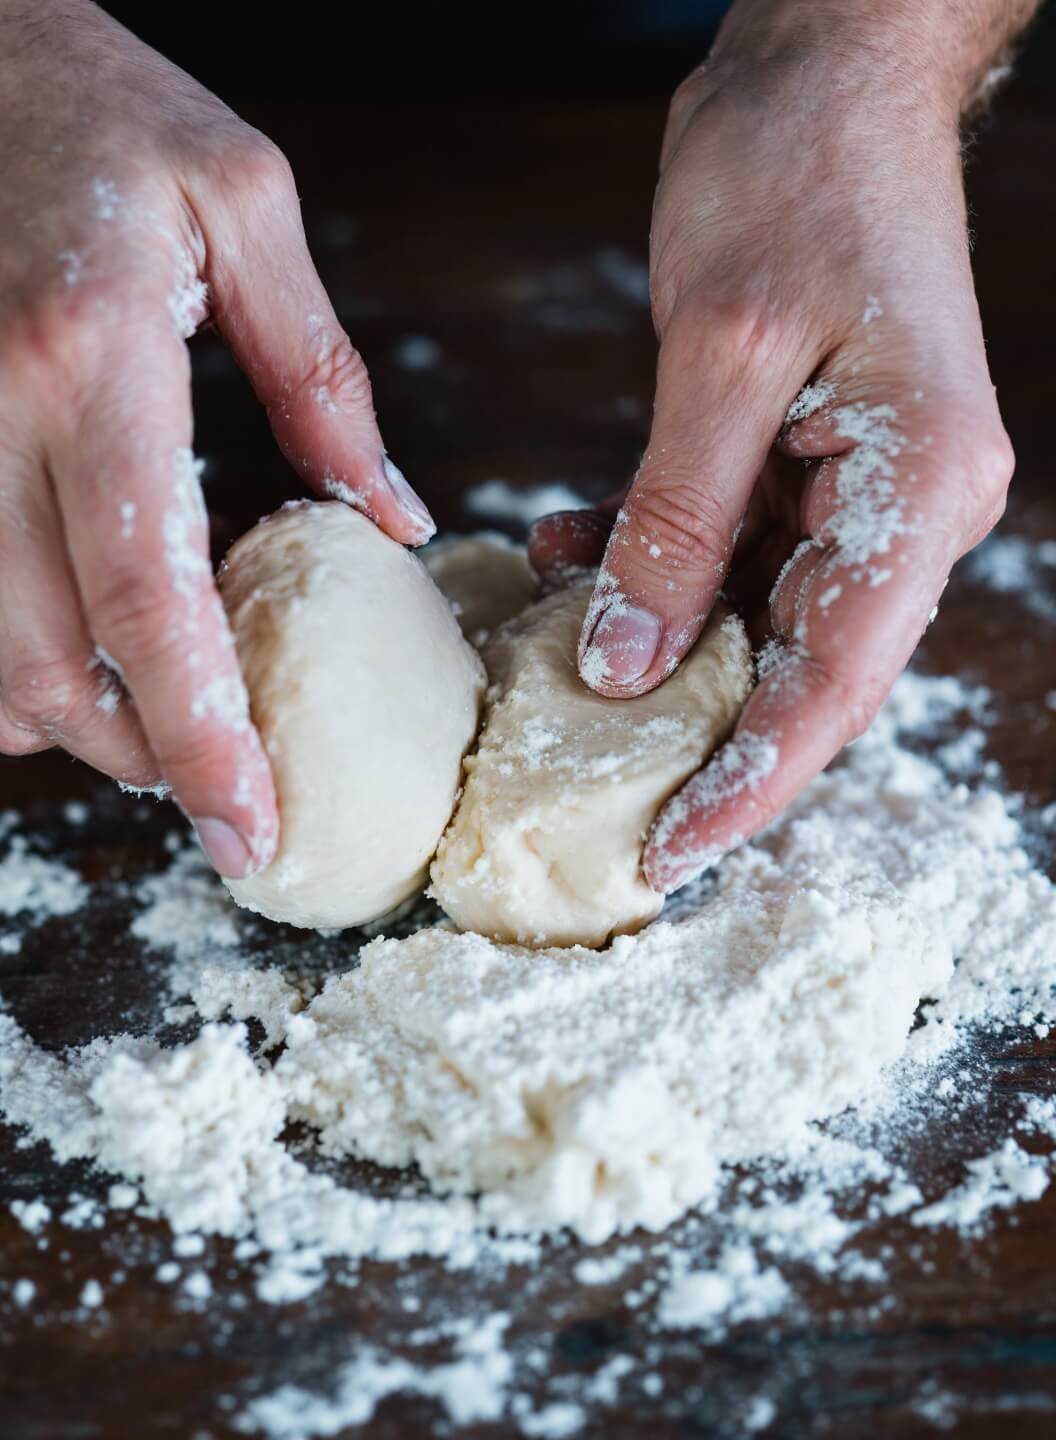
[[430, 584, 753, 948], [423, 532, 539, 645], [220, 502, 486, 929]]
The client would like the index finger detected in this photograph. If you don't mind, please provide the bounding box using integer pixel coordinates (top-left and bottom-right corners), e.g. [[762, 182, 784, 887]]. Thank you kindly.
[[577, 298, 808, 697], [48, 323, 277, 877]]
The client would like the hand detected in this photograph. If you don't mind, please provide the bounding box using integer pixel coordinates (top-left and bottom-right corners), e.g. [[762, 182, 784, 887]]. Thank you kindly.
[[530, 3, 1018, 893], [0, 2, 434, 877]]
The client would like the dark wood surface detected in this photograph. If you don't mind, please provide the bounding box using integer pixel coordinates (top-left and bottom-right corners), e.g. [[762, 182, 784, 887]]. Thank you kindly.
[[2, 88, 1056, 1439]]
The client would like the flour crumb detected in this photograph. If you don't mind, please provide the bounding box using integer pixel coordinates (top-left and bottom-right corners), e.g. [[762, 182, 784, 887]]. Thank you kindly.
[[79, 1279, 104, 1309], [785, 381, 834, 424]]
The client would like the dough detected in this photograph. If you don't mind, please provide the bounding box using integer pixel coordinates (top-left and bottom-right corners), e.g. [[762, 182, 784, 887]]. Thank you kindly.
[[430, 585, 752, 947], [423, 532, 539, 645], [220, 502, 485, 929]]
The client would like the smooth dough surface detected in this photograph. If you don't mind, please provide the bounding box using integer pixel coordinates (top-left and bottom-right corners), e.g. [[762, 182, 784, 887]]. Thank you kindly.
[[221, 502, 485, 929], [430, 585, 753, 947], [423, 532, 539, 645]]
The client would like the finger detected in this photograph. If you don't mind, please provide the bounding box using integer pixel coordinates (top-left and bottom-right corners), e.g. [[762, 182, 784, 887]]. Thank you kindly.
[[527, 509, 612, 587], [0, 700, 52, 757], [774, 380, 847, 459], [646, 401, 1013, 892], [0, 441, 158, 784], [578, 300, 810, 697], [196, 138, 435, 546], [49, 327, 277, 878]]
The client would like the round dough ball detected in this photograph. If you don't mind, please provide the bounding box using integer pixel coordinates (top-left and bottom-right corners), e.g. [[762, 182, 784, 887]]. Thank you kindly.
[[220, 502, 486, 929], [430, 585, 752, 948]]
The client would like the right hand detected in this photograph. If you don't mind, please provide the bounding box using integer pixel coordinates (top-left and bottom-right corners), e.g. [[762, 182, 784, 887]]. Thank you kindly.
[[0, 2, 434, 877]]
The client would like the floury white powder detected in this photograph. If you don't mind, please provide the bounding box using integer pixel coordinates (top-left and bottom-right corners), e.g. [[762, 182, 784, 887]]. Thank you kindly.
[[0, 668, 1055, 1436]]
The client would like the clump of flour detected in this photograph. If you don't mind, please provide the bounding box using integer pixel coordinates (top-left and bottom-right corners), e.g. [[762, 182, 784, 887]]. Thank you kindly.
[[0, 835, 87, 921]]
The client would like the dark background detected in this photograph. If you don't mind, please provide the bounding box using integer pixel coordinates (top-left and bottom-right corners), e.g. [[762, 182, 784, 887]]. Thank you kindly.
[[98, 1, 1056, 106]]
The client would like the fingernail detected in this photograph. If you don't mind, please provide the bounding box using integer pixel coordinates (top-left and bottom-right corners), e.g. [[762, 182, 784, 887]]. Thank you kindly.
[[382, 456, 436, 542], [581, 602, 662, 689], [192, 817, 254, 878], [648, 841, 728, 896]]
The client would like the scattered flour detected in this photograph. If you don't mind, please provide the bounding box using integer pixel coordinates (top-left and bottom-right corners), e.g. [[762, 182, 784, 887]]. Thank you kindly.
[[236, 1314, 513, 1437], [168, 248, 209, 339], [502, 249, 649, 333], [0, 839, 86, 921], [164, 448, 210, 600], [657, 1249, 791, 1333], [828, 403, 910, 580], [964, 533, 1056, 623], [784, 381, 834, 425], [1, 666, 1055, 1436], [910, 1140, 1049, 1231], [463, 479, 590, 528]]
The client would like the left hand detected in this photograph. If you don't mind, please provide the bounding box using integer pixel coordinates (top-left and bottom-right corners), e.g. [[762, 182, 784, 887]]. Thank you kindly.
[[529, 16, 1014, 893]]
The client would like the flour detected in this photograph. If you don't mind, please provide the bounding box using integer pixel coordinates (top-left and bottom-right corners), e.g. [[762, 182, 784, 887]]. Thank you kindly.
[[0, 838, 87, 920], [657, 1249, 791, 1332], [237, 1313, 514, 1437], [463, 479, 590, 528], [2, 664, 1056, 1437], [910, 1140, 1049, 1230], [828, 403, 909, 579], [964, 532, 1056, 623], [503, 249, 649, 334], [168, 248, 209, 339], [164, 448, 211, 600], [784, 381, 834, 424]]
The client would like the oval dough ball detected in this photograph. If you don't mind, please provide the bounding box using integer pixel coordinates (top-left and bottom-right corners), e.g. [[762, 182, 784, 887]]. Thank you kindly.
[[430, 585, 753, 948], [220, 502, 485, 929]]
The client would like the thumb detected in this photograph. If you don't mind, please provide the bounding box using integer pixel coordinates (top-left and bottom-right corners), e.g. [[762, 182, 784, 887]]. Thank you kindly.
[[198, 138, 435, 545], [579, 302, 806, 696]]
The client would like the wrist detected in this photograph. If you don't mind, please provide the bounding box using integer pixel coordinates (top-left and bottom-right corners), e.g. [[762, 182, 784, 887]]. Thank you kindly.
[[711, 0, 1035, 124]]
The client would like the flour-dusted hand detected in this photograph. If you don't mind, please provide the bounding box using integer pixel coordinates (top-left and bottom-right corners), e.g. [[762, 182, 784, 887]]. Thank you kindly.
[[0, 2, 434, 877], [531, 0, 1037, 893]]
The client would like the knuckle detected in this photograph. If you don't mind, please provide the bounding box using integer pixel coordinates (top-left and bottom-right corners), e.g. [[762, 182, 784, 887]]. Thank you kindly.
[[627, 480, 730, 577], [941, 424, 1015, 553], [233, 133, 298, 209], [823, 664, 890, 744], [696, 294, 787, 375], [3, 653, 88, 734], [667, 67, 712, 134], [298, 332, 372, 413], [0, 724, 49, 757], [657, 291, 789, 383], [90, 568, 176, 669], [973, 428, 1015, 503], [156, 727, 234, 793], [5, 279, 132, 389]]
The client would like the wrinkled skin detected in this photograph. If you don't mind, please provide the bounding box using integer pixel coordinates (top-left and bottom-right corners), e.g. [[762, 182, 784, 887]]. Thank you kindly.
[[0, 3, 433, 877], [530, 11, 1018, 892]]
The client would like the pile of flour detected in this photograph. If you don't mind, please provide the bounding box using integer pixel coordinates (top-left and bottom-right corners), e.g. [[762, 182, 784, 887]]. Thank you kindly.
[[1, 663, 1055, 1436], [3, 672, 1054, 1252]]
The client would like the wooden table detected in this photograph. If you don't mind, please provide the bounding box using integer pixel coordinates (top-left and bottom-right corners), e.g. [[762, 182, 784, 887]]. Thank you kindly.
[[2, 90, 1055, 1438]]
